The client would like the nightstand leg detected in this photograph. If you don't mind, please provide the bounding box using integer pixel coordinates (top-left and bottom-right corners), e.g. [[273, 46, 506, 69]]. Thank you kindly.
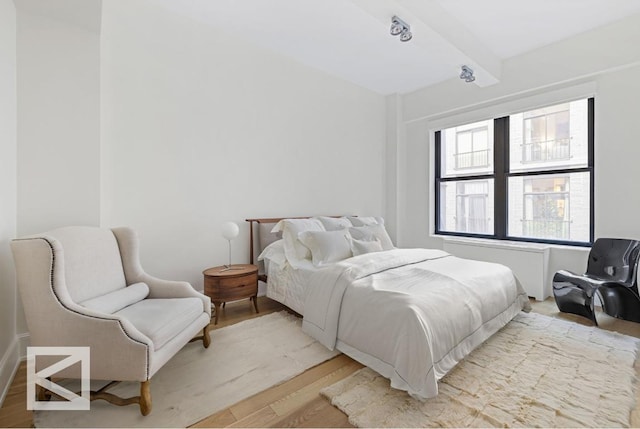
[[252, 296, 259, 314], [213, 302, 221, 325]]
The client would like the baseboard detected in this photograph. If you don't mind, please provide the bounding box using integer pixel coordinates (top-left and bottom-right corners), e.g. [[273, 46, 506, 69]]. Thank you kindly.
[[0, 336, 20, 408], [17, 332, 29, 360]]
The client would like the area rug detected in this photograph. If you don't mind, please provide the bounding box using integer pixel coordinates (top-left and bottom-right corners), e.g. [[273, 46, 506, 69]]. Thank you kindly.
[[321, 311, 640, 428], [34, 311, 339, 428]]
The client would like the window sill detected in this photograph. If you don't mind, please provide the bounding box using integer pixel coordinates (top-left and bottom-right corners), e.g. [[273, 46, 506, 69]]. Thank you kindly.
[[434, 235, 589, 253]]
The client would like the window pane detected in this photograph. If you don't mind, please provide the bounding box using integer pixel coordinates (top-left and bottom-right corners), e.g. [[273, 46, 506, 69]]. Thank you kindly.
[[439, 179, 494, 234], [440, 120, 493, 177], [509, 99, 588, 172], [508, 172, 590, 242]]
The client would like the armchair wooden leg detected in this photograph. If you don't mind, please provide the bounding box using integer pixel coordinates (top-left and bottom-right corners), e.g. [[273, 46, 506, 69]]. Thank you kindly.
[[202, 324, 211, 348], [140, 380, 152, 416], [189, 324, 212, 348], [36, 382, 51, 401], [89, 380, 152, 415]]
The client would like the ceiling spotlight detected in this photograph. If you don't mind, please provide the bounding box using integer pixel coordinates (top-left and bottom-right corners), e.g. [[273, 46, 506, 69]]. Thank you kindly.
[[460, 65, 475, 83], [400, 29, 412, 42], [390, 22, 404, 36], [390, 16, 412, 42]]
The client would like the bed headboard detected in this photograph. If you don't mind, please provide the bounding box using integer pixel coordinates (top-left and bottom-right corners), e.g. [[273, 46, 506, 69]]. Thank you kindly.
[[245, 216, 348, 281], [245, 217, 305, 282]]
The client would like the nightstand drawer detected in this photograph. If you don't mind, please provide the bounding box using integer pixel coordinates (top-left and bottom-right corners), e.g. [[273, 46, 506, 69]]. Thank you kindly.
[[205, 272, 258, 301]]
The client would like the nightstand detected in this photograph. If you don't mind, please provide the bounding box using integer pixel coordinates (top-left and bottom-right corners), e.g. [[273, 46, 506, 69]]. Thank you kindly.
[[203, 264, 259, 325]]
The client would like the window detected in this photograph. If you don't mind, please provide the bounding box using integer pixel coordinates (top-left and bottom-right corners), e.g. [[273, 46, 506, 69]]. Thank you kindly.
[[455, 127, 490, 169], [456, 181, 490, 233], [522, 108, 570, 162], [435, 98, 593, 245], [522, 176, 570, 240]]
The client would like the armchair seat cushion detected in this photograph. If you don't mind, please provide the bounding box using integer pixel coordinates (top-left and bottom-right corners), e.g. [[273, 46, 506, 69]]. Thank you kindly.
[[115, 298, 205, 350]]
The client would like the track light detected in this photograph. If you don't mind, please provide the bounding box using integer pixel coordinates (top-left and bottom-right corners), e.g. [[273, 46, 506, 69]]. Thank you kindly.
[[390, 16, 412, 42], [460, 65, 475, 83]]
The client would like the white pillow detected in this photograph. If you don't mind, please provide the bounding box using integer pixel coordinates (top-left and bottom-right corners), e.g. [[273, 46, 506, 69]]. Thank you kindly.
[[350, 237, 384, 256], [79, 282, 149, 314], [313, 216, 352, 231], [257, 239, 287, 269], [348, 216, 385, 227], [271, 218, 325, 267], [349, 224, 394, 251], [298, 230, 353, 267]]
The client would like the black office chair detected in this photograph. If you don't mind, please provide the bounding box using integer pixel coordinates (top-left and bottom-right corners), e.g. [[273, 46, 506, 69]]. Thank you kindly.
[[553, 238, 640, 325]]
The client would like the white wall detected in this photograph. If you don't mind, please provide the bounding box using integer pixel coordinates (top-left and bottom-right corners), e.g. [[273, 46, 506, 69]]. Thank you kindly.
[[11, 3, 102, 357], [392, 13, 640, 289], [16, 7, 101, 237], [0, 0, 18, 405], [100, 0, 386, 290]]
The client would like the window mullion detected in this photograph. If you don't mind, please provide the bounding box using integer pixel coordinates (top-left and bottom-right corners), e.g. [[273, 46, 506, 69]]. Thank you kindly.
[[493, 117, 508, 239], [588, 97, 595, 243], [434, 131, 442, 233]]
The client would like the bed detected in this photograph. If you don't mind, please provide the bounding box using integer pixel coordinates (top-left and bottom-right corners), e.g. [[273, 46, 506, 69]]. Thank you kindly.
[[246, 216, 531, 400]]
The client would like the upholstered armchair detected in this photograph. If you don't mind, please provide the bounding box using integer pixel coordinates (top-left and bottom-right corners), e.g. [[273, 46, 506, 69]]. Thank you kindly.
[[11, 226, 211, 415]]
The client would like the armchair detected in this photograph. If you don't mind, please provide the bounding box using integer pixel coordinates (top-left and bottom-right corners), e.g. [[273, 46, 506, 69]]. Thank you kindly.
[[11, 226, 212, 415], [553, 238, 640, 325]]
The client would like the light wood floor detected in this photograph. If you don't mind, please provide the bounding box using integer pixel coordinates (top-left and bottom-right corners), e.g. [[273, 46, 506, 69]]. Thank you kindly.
[[1, 296, 640, 428]]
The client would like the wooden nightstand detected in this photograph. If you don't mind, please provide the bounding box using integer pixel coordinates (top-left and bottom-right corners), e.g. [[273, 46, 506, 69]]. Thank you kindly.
[[203, 264, 259, 325]]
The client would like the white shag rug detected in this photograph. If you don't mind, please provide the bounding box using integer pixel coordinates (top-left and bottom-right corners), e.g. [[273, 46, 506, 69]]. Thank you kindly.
[[34, 311, 338, 428], [321, 311, 640, 428]]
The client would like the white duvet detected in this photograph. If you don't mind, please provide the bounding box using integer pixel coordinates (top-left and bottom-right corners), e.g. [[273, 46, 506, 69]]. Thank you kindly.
[[302, 248, 530, 400]]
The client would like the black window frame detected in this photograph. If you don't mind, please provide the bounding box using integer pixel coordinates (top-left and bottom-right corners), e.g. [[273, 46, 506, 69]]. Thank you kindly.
[[434, 97, 594, 247]]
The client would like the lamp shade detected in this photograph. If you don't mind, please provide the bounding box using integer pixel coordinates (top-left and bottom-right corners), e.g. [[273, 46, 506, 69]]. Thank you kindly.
[[221, 221, 239, 240]]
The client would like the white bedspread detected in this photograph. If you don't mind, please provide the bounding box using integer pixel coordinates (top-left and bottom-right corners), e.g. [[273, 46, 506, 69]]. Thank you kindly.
[[302, 248, 530, 399]]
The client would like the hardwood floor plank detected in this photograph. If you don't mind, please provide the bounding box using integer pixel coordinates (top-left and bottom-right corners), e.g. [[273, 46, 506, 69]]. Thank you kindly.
[[0, 405, 33, 428], [269, 361, 362, 417], [229, 354, 357, 420], [0, 361, 32, 428], [191, 408, 237, 428], [270, 396, 353, 428], [228, 406, 278, 428]]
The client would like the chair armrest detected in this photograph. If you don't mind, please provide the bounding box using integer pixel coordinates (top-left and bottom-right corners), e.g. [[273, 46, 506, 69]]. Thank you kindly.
[[112, 227, 211, 316]]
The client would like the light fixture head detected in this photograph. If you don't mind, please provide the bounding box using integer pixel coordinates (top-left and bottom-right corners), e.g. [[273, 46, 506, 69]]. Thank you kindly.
[[221, 221, 239, 240], [460, 65, 476, 83], [400, 29, 412, 42], [390, 22, 404, 36], [390, 16, 412, 42]]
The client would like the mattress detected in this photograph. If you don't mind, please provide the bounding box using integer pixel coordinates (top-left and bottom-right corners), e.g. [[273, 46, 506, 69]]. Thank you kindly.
[[264, 257, 317, 315]]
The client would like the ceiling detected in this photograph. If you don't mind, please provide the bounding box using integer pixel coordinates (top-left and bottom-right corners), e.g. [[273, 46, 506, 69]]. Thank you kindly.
[[152, 0, 640, 94], [17, 0, 640, 95]]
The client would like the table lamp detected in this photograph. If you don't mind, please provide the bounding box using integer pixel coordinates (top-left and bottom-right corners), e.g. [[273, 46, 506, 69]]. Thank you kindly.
[[221, 221, 241, 272]]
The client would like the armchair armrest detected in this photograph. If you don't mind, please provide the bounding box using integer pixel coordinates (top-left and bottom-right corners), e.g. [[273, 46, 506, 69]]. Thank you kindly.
[[112, 227, 211, 316]]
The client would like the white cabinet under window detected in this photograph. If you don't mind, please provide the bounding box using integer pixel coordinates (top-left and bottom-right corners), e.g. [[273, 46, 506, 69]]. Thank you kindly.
[[442, 238, 550, 301]]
